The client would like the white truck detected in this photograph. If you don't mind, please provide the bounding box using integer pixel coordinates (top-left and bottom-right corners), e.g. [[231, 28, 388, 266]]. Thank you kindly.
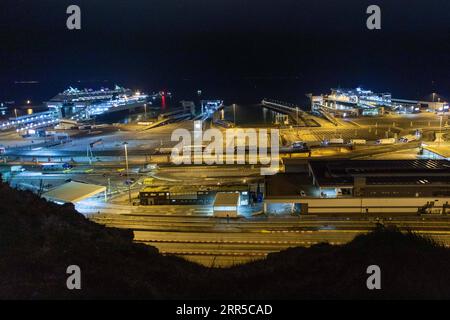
[[349, 139, 366, 145], [376, 138, 396, 145], [329, 138, 344, 144], [322, 138, 344, 145], [10, 165, 25, 172], [291, 141, 307, 149], [138, 164, 159, 173], [399, 134, 418, 143]]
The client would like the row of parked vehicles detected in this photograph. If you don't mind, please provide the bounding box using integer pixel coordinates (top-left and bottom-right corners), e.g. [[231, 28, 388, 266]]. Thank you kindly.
[[291, 134, 419, 149], [325, 134, 419, 146]]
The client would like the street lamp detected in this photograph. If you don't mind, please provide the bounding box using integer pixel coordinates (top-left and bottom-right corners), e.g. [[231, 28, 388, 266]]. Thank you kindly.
[[123, 142, 131, 203], [233, 104, 236, 126], [123, 142, 129, 177]]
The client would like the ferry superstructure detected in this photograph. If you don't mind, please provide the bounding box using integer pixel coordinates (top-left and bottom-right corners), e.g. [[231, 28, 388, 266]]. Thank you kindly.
[[45, 85, 150, 119]]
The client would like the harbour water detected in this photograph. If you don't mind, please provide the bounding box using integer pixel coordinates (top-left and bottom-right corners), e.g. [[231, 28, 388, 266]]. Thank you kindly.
[[220, 104, 288, 127]]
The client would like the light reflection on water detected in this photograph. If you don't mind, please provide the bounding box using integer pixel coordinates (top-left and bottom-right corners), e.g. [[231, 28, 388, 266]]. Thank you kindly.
[[0, 107, 42, 119], [221, 104, 285, 127]]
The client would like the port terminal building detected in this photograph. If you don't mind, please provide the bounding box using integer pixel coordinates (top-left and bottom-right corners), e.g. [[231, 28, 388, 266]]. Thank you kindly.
[[264, 159, 450, 215]]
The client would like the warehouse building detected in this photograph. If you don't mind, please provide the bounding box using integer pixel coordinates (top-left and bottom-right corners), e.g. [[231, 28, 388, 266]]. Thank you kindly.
[[265, 159, 450, 215], [43, 181, 107, 205], [213, 192, 240, 217], [139, 184, 250, 206]]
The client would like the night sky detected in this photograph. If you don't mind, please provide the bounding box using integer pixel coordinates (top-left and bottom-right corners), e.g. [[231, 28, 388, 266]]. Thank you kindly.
[[0, 0, 449, 103]]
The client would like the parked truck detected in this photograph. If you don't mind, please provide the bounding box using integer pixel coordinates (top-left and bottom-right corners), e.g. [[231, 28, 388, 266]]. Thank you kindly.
[[349, 139, 366, 145], [376, 138, 396, 145], [291, 141, 307, 149], [399, 134, 418, 143], [40, 162, 72, 171], [10, 165, 25, 172], [322, 138, 344, 145]]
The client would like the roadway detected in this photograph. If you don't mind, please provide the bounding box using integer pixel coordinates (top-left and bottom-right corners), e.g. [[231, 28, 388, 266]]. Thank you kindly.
[[3, 112, 448, 167], [2, 120, 193, 159]]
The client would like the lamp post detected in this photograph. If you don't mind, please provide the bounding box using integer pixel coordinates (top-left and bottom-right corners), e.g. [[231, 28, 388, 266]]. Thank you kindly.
[[123, 142, 131, 203], [107, 177, 111, 199], [233, 104, 236, 126], [123, 142, 129, 177]]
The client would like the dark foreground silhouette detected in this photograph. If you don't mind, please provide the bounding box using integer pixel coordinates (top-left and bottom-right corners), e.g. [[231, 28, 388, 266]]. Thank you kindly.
[[1, 181, 449, 299]]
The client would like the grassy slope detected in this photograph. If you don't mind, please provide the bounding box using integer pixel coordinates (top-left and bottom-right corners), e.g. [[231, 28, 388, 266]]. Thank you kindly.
[[1, 181, 450, 299]]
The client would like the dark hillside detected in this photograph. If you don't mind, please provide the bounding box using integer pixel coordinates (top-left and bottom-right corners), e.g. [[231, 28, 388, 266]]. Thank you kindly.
[[1, 181, 449, 299]]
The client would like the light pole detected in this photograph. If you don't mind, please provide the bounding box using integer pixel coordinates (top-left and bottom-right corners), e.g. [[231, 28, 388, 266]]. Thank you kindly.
[[123, 142, 131, 203], [233, 104, 236, 126], [123, 142, 129, 177], [144, 103, 147, 119]]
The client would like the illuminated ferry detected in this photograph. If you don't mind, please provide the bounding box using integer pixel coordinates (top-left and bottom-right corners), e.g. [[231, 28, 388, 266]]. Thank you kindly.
[[46, 85, 150, 119]]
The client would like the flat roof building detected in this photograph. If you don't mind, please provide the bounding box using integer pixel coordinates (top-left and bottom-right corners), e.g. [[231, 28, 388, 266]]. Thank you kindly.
[[43, 181, 107, 204], [306, 159, 450, 198], [265, 159, 450, 215], [213, 192, 240, 218], [139, 184, 249, 206]]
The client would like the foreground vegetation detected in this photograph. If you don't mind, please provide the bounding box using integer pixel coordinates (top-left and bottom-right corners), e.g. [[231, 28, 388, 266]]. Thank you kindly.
[[1, 181, 450, 299]]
